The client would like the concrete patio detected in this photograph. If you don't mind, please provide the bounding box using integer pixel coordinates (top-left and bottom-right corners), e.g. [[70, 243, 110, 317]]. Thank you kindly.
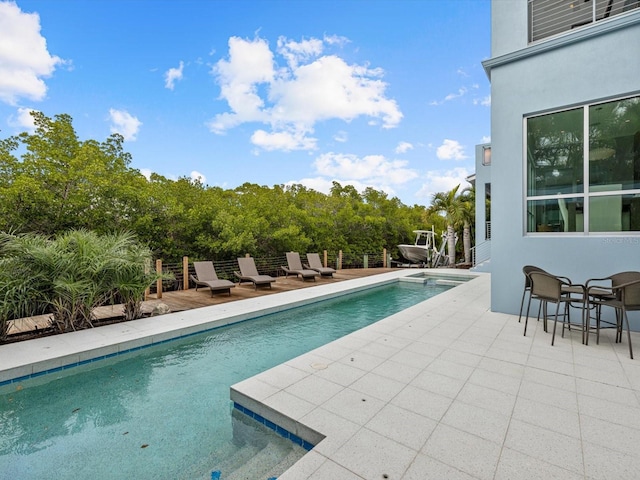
[[234, 273, 640, 479], [2, 271, 640, 479]]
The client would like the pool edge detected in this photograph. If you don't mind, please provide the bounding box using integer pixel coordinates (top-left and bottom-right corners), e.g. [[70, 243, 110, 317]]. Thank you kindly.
[[0, 269, 482, 385]]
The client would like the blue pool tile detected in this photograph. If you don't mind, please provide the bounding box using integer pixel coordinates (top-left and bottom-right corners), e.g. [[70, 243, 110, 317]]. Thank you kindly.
[[233, 403, 315, 451]]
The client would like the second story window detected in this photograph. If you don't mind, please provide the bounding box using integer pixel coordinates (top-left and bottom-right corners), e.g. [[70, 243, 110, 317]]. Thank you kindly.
[[525, 94, 640, 234], [529, 0, 640, 43]]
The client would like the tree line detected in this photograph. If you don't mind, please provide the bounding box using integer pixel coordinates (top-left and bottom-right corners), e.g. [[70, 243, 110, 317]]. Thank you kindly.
[[0, 112, 464, 263]]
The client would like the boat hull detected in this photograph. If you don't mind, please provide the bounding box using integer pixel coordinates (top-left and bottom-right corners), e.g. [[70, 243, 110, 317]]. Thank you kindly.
[[397, 244, 430, 264]]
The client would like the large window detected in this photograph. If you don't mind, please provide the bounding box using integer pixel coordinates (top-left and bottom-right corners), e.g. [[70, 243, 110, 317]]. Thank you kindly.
[[526, 95, 640, 233]]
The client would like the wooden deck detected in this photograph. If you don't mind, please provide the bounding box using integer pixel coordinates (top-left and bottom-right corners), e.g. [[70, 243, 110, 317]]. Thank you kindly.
[[7, 268, 395, 335]]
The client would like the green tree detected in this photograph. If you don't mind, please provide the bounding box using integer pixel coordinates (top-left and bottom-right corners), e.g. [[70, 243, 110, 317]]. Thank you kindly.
[[0, 111, 438, 265], [0, 112, 148, 235], [429, 185, 464, 265], [458, 187, 475, 264]]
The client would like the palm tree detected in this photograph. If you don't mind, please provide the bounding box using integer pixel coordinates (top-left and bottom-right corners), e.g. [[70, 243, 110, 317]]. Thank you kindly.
[[458, 187, 475, 264], [429, 185, 464, 265]]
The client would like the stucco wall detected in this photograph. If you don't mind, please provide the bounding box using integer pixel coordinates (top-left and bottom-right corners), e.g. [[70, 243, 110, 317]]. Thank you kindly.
[[474, 144, 491, 244], [491, 0, 528, 56], [488, 6, 640, 321]]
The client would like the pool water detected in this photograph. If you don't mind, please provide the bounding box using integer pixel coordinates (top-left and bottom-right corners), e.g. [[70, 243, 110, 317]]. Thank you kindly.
[[0, 280, 454, 479]]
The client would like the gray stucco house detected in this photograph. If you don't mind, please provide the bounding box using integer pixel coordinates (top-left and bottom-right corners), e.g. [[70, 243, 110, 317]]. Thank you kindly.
[[479, 0, 640, 325]]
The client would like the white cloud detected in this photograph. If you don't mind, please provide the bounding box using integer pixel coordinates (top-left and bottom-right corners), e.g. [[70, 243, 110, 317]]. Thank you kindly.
[[190, 170, 206, 183], [7, 107, 38, 131], [436, 139, 467, 161], [323, 34, 350, 47], [208, 35, 402, 151], [395, 141, 413, 154], [139, 168, 153, 180], [0, 2, 63, 105], [333, 130, 348, 143], [276, 36, 324, 69], [444, 87, 468, 102], [430, 83, 482, 106], [108, 108, 142, 141], [207, 36, 274, 133], [285, 177, 334, 194], [314, 152, 417, 185], [474, 94, 491, 107], [430, 87, 468, 106], [416, 167, 472, 201], [164, 61, 184, 90], [481, 135, 491, 144], [286, 150, 418, 198], [251, 128, 317, 151]]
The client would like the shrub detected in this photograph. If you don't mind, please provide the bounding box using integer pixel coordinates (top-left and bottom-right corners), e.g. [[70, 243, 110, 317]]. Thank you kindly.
[[0, 230, 168, 336]]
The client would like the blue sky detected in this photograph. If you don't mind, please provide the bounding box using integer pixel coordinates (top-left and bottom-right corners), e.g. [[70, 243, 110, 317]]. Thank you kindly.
[[0, 0, 491, 207]]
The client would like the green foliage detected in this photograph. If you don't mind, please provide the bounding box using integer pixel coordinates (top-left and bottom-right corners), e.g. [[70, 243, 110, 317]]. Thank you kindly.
[[0, 112, 474, 267], [428, 184, 476, 265], [0, 230, 167, 336]]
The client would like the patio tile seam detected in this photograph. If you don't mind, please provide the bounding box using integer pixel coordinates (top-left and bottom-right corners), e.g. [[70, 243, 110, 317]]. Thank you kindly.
[[504, 418, 586, 476], [497, 446, 588, 480]]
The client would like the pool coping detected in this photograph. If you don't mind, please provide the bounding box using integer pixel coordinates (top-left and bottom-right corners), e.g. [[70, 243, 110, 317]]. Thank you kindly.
[[6, 269, 640, 479], [0, 268, 475, 386], [228, 270, 486, 462]]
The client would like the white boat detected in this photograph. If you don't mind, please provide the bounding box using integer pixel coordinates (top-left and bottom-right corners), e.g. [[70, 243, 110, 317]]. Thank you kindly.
[[397, 229, 436, 265]]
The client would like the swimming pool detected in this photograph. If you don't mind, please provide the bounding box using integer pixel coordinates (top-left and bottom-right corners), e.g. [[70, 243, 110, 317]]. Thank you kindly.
[[0, 277, 461, 479]]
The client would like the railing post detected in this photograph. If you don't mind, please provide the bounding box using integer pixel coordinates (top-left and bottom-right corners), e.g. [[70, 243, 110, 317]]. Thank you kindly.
[[383, 248, 387, 268], [183, 256, 189, 290], [323, 250, 328, 268], [363, 254, 368, 269], [156, 259, 163, 299], [338, 250, 343, 270]]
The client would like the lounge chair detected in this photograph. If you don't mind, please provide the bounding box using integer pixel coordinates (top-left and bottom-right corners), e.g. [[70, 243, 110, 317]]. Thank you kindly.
[[305, 253, 336, 277], [190, 261, 235, 296], [235, 257, 276, 289], [281, 252, 319, 281]]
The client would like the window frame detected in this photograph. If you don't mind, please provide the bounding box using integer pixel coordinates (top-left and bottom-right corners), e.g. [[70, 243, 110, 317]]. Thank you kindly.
[[524, 93, 640, 235]]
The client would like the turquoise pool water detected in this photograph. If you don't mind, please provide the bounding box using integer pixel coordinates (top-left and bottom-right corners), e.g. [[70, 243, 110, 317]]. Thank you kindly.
[[0, 280, 454, 479]]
